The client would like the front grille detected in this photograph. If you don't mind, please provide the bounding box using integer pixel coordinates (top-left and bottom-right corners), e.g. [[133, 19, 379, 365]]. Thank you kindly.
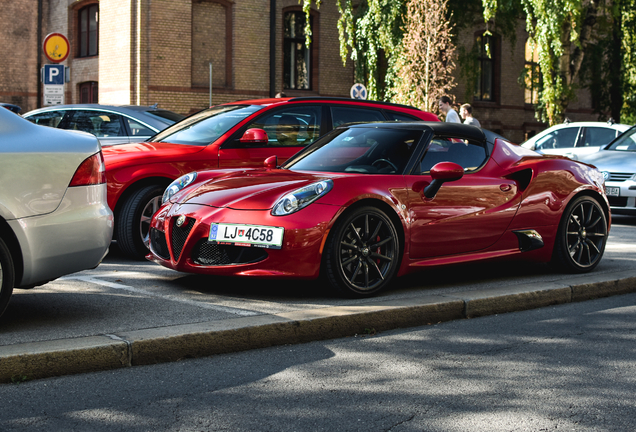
[[150, 228, 170, 260], [192, 240, 268, 266], [607, 172, 635, 182], [608, 197, 629, 207], [171, 218, 195, 260]]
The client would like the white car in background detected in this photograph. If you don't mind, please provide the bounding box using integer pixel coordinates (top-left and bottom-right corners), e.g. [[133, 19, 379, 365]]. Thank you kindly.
[[0, 108, 113, 319], [579, 126, 636, 215], [521, 120, 631, 160]]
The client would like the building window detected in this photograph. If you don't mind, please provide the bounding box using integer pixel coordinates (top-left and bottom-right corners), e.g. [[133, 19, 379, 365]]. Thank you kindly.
[[524, 40, 541, 104], [474, 35, 495, 101], [78, 4, 98, 57], [284, 11, 311, 90], [79, 81, 98, 103]]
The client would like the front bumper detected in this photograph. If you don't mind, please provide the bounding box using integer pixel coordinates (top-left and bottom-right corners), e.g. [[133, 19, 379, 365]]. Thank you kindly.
[[605, 179, 636, 214], [148, 202, 343, 279]]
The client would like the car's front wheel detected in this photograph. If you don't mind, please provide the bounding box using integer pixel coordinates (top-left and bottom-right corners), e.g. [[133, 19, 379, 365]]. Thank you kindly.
[[0, 237, 15, 319], [116, 185, 165, 260], [551, 195, 608, 272], [324, 206, 400, 297]]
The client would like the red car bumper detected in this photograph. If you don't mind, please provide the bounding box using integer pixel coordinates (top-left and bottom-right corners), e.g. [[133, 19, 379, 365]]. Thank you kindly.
[[147, 202, 343, 279]]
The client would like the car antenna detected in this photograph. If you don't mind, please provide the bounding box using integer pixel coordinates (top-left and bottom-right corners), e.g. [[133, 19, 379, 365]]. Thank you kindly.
[[150, 103, 158, 109], [607, 117, 615, 125], [563, 117, 571, 124]]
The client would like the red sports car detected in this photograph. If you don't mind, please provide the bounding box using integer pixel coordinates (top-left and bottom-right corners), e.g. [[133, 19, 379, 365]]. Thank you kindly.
[[147, 122, 610, 297], [103, 97, 438, 259]]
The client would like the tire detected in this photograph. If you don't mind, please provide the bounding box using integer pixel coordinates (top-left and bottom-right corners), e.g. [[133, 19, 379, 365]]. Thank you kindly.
[[551, 195, 608, 273], [0, 237, 15, 319], [116, 185, 165, 260], [324, 206, 400, 297]]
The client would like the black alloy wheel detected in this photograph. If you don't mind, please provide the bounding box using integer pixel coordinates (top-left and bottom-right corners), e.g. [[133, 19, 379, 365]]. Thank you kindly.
[[116, 184, 165, 260], [0, 237, 15, 319], [325, 206, 400, 297], [552, 195, 608, 272]]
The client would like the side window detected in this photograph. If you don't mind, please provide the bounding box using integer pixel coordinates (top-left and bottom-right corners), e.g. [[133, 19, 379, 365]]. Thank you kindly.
[[126, 118, 155, 137], [68, 110, 125, 137], [243, 106, 321, 147], [581, 127, 618, 147], [419, 136, 487, 173], [26, 110, 66, 128], [385, 111, 419, 122], [535, 128, 580, 150], [331, 106, 386, 128]]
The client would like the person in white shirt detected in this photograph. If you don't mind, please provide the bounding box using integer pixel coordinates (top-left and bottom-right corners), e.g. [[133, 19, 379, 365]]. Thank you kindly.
[[438, 96, 460, 123], [460, 103, 481, 127]]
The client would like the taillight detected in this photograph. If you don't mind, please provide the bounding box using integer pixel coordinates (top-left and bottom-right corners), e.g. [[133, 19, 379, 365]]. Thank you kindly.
[[69, 151, 106, 186]]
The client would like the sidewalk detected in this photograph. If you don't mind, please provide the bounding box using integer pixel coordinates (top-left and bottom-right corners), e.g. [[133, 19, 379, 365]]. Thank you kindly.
[[2, 269, 635, 383]]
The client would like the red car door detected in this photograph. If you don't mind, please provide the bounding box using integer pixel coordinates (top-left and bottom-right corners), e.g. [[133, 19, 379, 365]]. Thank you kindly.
[[405, 136, 522, 259]]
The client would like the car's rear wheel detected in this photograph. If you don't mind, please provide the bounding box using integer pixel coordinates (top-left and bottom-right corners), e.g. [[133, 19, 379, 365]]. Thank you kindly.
[[0, 237, 15, 319], [116, 185, 165, 260], [324, 206, 400, 297], [551, 195, 608, 272]]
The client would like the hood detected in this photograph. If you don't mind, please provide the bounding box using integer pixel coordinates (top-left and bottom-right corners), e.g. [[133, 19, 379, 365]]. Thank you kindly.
[[579, 150, 636, 173], [178, 169, 333, 210], [103, 141, 205, 168]]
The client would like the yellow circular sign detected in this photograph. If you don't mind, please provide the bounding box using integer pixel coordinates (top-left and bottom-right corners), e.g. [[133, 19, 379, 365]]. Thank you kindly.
[[43, 33, 70, 63]]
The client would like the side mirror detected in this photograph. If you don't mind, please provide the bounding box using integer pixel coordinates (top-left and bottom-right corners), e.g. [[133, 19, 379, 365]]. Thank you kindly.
[[423, 162, 464, 198], [240, 128, 269, 144], [264, 155, 278, 169]]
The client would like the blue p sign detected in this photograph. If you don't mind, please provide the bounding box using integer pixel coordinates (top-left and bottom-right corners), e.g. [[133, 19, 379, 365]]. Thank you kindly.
[[43, 65, 65, 85]]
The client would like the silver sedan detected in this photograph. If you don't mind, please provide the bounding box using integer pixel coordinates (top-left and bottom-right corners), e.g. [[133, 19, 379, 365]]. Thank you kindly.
[[0, 108, 114, 318], [580, 126, 636, 215]]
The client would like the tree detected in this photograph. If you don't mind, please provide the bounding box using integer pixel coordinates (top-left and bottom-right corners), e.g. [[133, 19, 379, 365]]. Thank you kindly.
[[484, 0, 636, 125], [302, 0, 636, 124], [389, 0, 457, 113]]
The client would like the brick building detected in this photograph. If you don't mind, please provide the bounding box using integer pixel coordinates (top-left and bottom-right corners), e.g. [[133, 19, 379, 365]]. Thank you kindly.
[[1, 0, 597, 143]]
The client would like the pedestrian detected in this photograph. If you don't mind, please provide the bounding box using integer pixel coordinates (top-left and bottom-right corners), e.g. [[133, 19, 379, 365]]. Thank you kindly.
[[460, 103, 481, 127], [438, 96, 460, 123]]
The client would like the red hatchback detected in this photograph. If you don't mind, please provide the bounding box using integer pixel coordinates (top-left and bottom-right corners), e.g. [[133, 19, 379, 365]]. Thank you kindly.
[[104, 97, 438, 258]]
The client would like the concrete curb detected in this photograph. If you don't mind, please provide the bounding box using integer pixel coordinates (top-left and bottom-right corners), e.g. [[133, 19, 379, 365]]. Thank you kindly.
[[2, 272, 635, 383]]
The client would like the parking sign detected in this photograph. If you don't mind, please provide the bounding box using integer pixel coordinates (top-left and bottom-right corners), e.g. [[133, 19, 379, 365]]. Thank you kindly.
[[43, 65, 65, 85]]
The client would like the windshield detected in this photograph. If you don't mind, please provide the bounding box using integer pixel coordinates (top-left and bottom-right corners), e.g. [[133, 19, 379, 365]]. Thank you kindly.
[[606, 127, 636, 151], [151, 105, 263, 145], [283, 127, 423, 174]]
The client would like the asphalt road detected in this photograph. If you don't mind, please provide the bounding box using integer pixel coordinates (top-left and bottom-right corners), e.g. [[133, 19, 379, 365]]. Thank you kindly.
[[1, 291, 634, 431], [1, 215, 635, 348]]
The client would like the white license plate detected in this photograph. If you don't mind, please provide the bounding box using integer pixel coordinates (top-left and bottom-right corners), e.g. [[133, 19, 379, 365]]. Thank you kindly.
[[209, 223, 284, 249], [605, 186, 620, 197]]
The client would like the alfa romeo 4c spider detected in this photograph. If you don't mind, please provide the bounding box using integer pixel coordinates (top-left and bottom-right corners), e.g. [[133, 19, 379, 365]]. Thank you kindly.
[[147, 122, 610, 297]]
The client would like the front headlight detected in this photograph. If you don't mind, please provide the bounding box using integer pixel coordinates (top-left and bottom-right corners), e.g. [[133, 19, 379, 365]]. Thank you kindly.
[[272, 180, 333, 216], [162, 172, 197, 203]]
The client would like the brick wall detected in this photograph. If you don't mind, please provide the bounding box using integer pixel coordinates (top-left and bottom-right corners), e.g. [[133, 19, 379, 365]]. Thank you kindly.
[[0, 0, 44, 112]]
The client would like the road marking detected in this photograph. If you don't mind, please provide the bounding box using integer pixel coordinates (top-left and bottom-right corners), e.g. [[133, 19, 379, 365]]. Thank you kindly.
[[59, 275, 260, 316], [605, 243, 636, 251]]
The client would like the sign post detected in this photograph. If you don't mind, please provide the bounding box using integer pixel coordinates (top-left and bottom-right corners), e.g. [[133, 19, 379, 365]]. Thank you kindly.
[[42, 33, 70, 106], [42, 64, 65, 105]]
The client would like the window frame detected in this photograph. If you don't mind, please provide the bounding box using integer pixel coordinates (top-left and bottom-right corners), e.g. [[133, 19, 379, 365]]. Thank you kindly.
[[524, 39, 541, 105], [473, 33, 500, 103], [282, 7, 320, 93], [77, 4, 99, 58]]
